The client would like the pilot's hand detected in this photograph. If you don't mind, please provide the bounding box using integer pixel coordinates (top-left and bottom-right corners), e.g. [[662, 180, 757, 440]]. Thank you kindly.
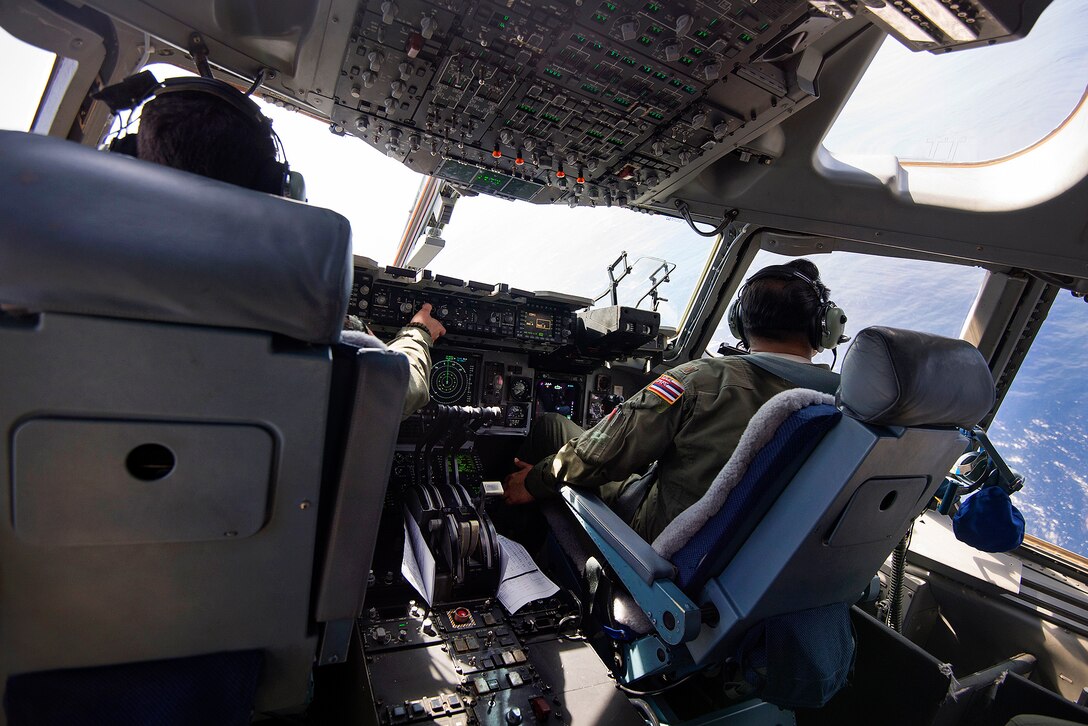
[[412, 303, 446, 341], [501, 458, 536, 506]]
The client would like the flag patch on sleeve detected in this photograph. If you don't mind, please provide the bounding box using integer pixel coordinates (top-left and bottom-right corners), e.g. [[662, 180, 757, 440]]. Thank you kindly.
[[646, 374, 685, 405]]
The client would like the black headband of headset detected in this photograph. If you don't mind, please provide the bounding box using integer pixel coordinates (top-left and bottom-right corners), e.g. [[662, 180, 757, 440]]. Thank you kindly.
[[93, 70, 269, 127], [742, 264, 828, 300]]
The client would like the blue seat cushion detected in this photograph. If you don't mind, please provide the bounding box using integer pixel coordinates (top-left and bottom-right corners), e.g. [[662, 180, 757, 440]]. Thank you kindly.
[[671, 404, 841, 590]]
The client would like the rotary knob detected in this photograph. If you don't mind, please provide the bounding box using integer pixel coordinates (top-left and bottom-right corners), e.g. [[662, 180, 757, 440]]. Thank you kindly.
[[400, 301, 413, 314]]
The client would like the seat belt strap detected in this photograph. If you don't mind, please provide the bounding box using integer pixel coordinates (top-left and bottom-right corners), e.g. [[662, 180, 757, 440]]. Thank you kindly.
[[742, 354, 840, 395]]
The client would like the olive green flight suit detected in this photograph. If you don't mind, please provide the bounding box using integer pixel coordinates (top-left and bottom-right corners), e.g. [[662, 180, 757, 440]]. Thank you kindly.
[[342, 323, 433, 419], [524, 356, 824, 542]]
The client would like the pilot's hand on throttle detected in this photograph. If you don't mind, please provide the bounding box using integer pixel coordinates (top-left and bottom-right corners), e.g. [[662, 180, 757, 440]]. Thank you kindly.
[[501, 458, 536, 506], [412, 303, 446, 341]]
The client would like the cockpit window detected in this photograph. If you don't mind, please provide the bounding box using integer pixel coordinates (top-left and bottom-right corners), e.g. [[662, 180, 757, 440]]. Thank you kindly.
[[142, 65, 714, 329], [820, 0, 1088, 211], [436, 201, 716, 329], [989, 292, 1088, 557], [0, 27, 57, 132], [709, 250, 987, 366]]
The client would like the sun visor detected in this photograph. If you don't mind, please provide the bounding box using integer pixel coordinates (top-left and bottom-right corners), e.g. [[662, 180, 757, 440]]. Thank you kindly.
[[0, 130, 351, 344], [838, 327, 995, 428]]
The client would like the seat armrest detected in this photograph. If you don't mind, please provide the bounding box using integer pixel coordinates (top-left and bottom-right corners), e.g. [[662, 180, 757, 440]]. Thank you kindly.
[[560, 486, 676, 585], [560, 486, 699, 647]]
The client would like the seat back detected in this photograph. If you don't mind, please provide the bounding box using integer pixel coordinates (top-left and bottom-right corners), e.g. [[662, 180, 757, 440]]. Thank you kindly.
[[0, 130, 361, 716], [661, 328, 996, 669]]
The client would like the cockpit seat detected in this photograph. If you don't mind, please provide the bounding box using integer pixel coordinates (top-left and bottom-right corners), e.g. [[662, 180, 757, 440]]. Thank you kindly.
[[0, 130, 407, 722], [558, 327, 995, 711]]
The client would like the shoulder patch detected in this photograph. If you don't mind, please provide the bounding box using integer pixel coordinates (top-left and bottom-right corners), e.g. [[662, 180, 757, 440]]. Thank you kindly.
[[646, 374, 685, 405]]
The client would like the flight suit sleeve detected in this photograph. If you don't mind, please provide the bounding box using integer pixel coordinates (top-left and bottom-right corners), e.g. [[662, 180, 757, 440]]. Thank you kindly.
[[524, 369, 695, 499], [386, 325, 434, 419]]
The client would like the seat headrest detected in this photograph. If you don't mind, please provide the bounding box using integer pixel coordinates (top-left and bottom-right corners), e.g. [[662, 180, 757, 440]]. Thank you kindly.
[[0, 131, 352, 344], [839, 327, 994, 428]]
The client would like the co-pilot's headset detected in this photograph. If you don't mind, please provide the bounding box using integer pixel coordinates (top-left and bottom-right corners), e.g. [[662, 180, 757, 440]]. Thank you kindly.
[[727, 264, 849, 352], [93, 70, 306, 200]]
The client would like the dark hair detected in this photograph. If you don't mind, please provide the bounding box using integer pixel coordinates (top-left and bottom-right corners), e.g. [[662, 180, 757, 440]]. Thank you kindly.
[[741, 259, 824, 346], [137, 91, 278, 192]]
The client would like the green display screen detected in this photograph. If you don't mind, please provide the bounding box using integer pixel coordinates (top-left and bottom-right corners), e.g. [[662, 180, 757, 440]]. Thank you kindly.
[[471, 171, 508, 190]]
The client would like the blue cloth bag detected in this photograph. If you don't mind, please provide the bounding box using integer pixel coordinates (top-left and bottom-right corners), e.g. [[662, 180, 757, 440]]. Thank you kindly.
[[953, 485, 1026, 552]]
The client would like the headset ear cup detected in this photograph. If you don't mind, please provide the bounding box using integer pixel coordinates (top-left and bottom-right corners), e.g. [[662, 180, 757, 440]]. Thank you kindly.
[[253, 158, 290, 196], [819, 304, 847, 351], [727, 295, 745, 348]]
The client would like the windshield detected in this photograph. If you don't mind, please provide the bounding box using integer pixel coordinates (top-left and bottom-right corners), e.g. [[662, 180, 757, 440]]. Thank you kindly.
[[709, 249, 987, 366], [0, 27, 56, 132], [990, 292, 1088, 557], [436, 200, 715, 328]]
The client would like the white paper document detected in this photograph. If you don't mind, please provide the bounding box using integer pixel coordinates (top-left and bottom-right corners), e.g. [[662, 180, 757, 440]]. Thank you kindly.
[[401, 513, 436, 606], [496, 535, 559, 614]]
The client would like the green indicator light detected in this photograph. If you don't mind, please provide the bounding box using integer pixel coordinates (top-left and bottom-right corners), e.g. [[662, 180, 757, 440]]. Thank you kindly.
[[581, 82, 600, 93], [649, 25, 663, 34], [613, 96, 630, 106], [670, 78, 682, 87], [679, 56, 693, 65], [640, 64, 652, 73], [623, 56, 636, 66], [759, 22, 770, 31], [682, 85, 697, 94], [638, 36, 652, 45], [543, 67, 563, 78], [607, 137, 626, 146], [398, 623, 407, 628], [592, 12, 608, 22], [690, 47, 703, 56], [607, 49, 620, 58], [603, 1, 617, 11], [504, 15, 510, 20], [572, 33, 586, 43], [517, 103, 537, 113], [708, 18, 719, 27], [542, 112, 562, 122], [648, 110, 664, 119], [739, 33, 753, 43], [653, 71, 668, 80], [695, 29, 709, 39], [587, 129, 604, 138], [644, 2, 661, 11], [498, 22, 506, 29], [592, 41, 603, 51]]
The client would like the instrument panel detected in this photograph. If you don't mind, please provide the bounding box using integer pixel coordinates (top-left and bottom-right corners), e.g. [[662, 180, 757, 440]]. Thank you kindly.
[[350, 263, 584, 352]]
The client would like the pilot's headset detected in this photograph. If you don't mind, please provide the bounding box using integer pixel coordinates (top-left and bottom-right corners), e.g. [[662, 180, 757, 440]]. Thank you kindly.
[[93, 70, 306, 200], [727, 264, 849, 353]]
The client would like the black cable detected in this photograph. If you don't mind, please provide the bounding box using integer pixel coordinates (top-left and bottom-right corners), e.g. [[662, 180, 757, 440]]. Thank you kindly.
[[674, 200, 739, 238], [615, 671, 700, 696]]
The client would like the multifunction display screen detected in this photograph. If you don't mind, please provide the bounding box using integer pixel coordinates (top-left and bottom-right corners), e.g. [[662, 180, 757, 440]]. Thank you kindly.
[[429, 353, 480, 406], [534, 377, 583, 425]]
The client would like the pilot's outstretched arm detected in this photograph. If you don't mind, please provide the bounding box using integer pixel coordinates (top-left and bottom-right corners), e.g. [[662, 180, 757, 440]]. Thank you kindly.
[[521, 369, 696, 500], [386, 303, 445, 418]]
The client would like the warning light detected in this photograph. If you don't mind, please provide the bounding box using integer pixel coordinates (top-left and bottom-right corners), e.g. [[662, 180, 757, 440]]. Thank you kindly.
[[515, 155, 525, 166], [492, 146, 502, 158], [556, 164, 566, 179]]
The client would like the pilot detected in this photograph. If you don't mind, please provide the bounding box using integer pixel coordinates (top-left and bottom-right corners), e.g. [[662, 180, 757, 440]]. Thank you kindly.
[[130, 79, 444, 417], [501, 259, 841, 542]]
